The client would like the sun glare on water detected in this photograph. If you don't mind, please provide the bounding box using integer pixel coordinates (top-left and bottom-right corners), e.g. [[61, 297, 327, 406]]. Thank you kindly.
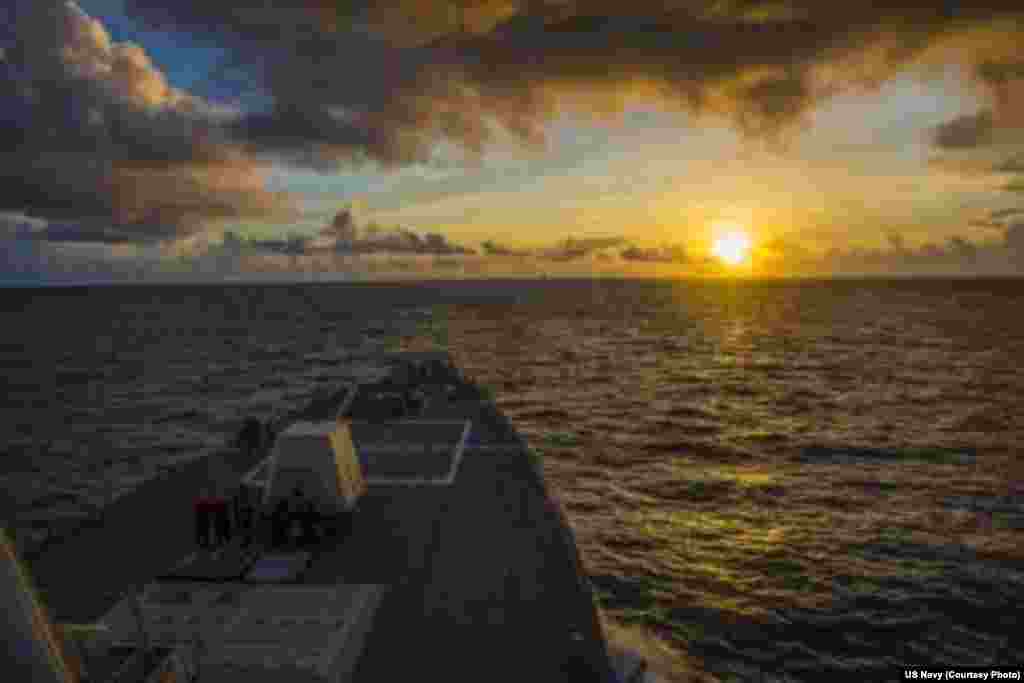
[[712, 231, 752, 266]]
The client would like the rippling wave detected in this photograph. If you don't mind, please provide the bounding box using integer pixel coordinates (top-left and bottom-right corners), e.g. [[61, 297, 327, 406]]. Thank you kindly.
[[431, 279, 1024, 681]]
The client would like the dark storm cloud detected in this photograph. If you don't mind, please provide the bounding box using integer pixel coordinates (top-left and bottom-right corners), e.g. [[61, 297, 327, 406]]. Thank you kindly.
[[480, 240, 529, 257], [476, 235, 625, 261], [928, 58, 1023, 181], [886, 231, 906, 251], [933, 111, 995, 149], [976, 61, 1024, 125], [968, 207, 1024, 231], [353, 228, 475, 255], [321, 208, 358, 245], [250, 235, 311, 256], [990, 208, 1024, 220], [0, 1, 296, 242], [10, 0, 1024, 251], [948, 235, 979, 262], [620, 245, 688, 263], [119, 1, 1024, 167], [37, 222, 147, 244], [0, 211, 160, 244], [314, 209, 475, 255], [540, 236, 627, 261], [994, 157, 1024, 174]]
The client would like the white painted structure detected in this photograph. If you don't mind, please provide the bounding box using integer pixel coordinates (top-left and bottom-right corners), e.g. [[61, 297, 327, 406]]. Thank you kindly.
[[263, 421, 366, 514]]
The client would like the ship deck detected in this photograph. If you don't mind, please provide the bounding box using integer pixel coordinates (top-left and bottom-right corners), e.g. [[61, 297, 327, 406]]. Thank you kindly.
[[24, 353, 615, 682], [22, 386, 348, 624]]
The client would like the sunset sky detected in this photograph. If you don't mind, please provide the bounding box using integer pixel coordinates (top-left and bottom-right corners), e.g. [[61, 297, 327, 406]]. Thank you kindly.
[[2, 1, 1023, 280]]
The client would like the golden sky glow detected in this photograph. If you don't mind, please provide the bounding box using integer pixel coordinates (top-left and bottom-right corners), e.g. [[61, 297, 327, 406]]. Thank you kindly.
[[4, 2, 1024, 280]]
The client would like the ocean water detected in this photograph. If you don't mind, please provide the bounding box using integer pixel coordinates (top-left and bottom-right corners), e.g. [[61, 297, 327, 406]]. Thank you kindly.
[[2, 278, 1023, 681]]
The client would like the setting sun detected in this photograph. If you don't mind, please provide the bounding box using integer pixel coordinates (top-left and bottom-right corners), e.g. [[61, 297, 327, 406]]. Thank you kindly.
[[712, 231, 752, 266]]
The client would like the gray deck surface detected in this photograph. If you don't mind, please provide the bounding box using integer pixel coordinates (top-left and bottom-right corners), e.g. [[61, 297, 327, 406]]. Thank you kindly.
[[23, 356, 614, 682], [349, 420, 470, 446], [340, 449, 613, 682]]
